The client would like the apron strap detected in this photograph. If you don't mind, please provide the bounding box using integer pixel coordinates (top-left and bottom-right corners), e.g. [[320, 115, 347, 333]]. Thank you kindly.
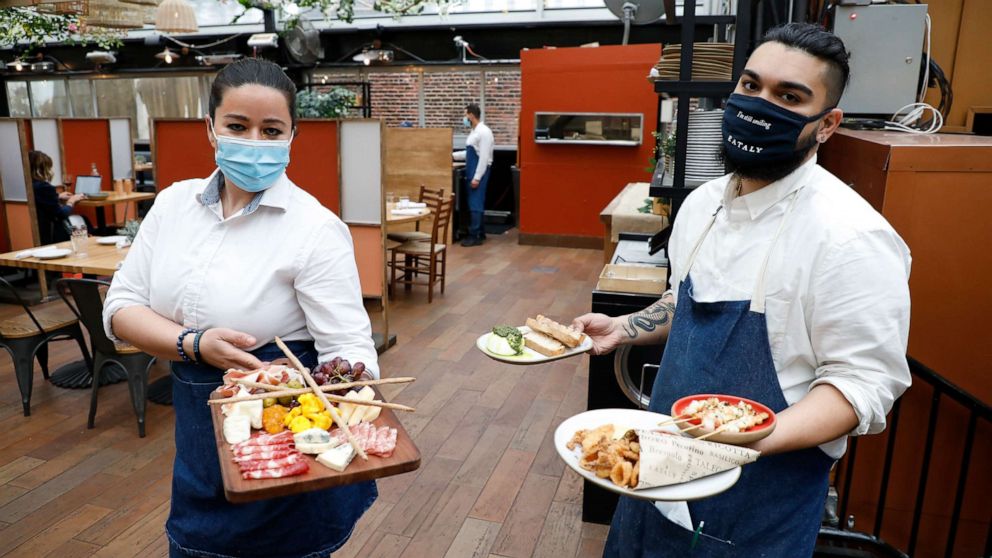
[[750, 187, 804, 313], [681, 205, 723, 282]]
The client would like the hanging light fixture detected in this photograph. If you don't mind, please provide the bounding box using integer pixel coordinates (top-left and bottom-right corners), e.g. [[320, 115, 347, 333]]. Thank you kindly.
[[155, 46, 177, 64], [155, 0, 198, 34]]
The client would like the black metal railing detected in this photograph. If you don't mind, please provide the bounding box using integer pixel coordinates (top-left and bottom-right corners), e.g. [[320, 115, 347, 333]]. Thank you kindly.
[[819, 356, 992, 557]]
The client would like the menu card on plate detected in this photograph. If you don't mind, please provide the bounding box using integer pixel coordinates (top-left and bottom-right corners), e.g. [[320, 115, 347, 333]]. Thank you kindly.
[[634, 430, 759, 489]]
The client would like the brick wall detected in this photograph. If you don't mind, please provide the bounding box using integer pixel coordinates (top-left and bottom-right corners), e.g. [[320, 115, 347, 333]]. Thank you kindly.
[[482, 70, 521, 146], [368, 72, 420, 126], [313, 66, 521, 146]]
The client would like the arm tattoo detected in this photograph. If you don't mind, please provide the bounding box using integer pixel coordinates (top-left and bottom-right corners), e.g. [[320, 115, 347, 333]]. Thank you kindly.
[[622, 292, 675, 339]]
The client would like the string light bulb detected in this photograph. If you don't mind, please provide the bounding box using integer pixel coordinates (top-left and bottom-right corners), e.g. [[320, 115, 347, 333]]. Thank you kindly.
[[155, 47, 177, 64]]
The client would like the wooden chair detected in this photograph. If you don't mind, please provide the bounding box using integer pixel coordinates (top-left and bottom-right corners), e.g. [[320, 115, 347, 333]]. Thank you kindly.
[[386, 185, 446, 244], [0, 278, 92, 416], [389, 196, 454, 303], [55, 279, 156, 437]]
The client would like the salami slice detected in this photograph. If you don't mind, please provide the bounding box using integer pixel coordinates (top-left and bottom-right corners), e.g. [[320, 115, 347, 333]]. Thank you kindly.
[[232, 448, 297, 462], [234, 430, 295, 448], [232, 442, 295, 457], [240, 459, 309, 480], [237, 452, 304, 472]]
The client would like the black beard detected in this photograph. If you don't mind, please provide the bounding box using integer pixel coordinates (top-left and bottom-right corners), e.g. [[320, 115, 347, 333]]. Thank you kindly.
[[720, 130, 819, 183]]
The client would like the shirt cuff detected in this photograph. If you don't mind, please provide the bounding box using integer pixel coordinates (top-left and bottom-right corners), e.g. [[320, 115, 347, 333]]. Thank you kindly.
[[809, 371, 887, 436], [102, 302, 141, 343]]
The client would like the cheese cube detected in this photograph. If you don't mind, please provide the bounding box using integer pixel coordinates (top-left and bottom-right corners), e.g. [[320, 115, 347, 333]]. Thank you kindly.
[[316, 443, 356, 472], [231, 399, 263, 430], [223, 415, 251, 444]]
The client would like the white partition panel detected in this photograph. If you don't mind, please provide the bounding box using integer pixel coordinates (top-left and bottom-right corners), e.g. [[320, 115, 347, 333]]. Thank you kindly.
[[0, 121, 27, 201], [340, 120, 382, 225], [31, 119, 62, 185], [109, 118, 133, 179]]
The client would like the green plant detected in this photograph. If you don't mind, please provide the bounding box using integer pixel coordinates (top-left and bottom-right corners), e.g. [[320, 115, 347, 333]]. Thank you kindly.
[[297, 88, 356, 118], [645, 130, 677, 173], [117, 219, 141, 243], [233, 0, 458, 29], [0, 8, 124, 50]]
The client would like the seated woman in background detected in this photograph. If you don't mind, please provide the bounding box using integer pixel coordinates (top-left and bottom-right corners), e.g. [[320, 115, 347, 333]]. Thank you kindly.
[[30, 150, 84, 245]]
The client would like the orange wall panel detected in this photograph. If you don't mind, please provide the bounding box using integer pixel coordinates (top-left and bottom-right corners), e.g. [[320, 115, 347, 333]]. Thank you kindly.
[[5, 204, 33, 251], [61, 119, 112, 227], [288, 120, 340, 215], [348, 225, 383, 298], [153, 119, 215, 190], [519, 44, 660, 239]]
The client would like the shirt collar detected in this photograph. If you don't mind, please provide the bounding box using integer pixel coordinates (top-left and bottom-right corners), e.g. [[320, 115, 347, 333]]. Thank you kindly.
[[723, 154, 818, 221], [196, 169, 291, 216]]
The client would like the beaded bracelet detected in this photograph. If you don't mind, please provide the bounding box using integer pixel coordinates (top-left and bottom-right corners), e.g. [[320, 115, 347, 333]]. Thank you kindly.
[[192, 329, 207, 364], [177, 328, 198, 362]]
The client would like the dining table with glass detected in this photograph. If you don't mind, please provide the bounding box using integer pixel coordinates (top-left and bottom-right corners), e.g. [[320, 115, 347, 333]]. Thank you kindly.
[[0, 235, 131, 388], [76, 191, 157, 230]]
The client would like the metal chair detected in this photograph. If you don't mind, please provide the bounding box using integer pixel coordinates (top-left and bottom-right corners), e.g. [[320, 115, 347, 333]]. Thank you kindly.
[[386, 185, 446, 244], [0, 277, 92, 416], [55, 278, 155, 437], [388, 196, 454, 303]]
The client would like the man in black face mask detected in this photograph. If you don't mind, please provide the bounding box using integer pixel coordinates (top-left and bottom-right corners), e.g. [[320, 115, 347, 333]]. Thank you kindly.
[[573, 23, 912, 557]]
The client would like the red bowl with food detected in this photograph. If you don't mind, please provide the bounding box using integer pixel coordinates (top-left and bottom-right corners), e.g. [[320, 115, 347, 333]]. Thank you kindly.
[[670, 394, 777, 445]]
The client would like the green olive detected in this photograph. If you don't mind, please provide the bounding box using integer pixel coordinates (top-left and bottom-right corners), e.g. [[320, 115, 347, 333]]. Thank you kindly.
[[262, 397, 276, 408], [287, 379, 303, 390]]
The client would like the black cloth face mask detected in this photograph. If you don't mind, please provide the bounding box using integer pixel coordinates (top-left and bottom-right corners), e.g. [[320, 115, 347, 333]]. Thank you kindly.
[[722, 93, 832, 168]]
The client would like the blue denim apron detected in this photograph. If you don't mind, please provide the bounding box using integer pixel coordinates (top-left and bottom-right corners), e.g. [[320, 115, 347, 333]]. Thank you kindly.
[[465, 144, 491, 240], [604, 189, 834, 557], [167, 340, 377, 558]]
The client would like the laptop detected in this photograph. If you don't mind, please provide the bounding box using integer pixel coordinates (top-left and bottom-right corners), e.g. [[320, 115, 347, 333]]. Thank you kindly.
[[74, 175, 102, 196]]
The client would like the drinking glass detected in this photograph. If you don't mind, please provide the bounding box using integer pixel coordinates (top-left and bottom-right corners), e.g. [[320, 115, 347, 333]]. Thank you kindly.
[[70, 225, 88, 256]]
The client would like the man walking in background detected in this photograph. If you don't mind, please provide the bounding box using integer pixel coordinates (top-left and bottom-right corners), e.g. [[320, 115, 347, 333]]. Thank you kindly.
[[454, 103, 494, 247]]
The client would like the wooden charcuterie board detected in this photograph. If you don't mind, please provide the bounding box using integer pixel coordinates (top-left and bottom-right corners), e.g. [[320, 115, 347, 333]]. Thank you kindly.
[[209, 390, 421, 503]]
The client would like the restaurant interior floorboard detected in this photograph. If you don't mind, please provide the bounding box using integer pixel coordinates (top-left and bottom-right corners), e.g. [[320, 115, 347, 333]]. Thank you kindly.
[[0, 229, 611, 558]]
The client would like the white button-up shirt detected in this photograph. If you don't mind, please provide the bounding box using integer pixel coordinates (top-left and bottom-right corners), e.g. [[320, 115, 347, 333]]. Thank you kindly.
[[670, 155, 911, 458], [102, 170, 379, 377], [453, 122, 495, 182]]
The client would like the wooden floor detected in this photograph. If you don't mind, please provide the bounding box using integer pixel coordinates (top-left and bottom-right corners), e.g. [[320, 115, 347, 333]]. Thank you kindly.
[[0, 230, 612, 558]]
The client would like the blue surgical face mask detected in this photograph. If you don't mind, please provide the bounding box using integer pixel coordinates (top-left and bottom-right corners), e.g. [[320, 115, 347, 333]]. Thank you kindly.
[[722, 93, 832, 167], [212, 128, 292, 193], [463, 116, 471, 128]]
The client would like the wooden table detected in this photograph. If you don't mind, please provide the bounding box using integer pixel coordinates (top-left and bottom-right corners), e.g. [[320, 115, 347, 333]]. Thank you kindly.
[[77, 191, 156, 230], [0, 238, 130, 388], [385, 204, 432, 227], [0, 239, 127, 276], [600, 183, 669, 264]]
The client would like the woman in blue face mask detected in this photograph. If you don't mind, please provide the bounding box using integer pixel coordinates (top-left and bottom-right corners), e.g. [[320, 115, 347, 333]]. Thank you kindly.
[[103, 58, 379, 558]]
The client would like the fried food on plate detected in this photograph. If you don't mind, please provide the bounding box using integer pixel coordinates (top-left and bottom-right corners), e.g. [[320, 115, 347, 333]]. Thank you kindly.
[[568, 425, 641, 489]]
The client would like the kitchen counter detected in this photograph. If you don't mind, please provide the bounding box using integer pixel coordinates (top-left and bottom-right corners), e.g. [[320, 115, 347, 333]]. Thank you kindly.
[[599, 182, 669, 264]]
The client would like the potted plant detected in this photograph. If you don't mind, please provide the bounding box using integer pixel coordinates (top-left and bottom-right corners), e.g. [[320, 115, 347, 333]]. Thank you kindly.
[[116, 219, 141, 247], [297, 88, 357, 119], [661, 132, 677, 174]]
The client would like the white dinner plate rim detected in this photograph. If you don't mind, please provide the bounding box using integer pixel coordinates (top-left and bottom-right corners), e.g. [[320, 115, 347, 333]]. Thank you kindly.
[[33, 248, 71, 259], [555, 408, 742, 502]]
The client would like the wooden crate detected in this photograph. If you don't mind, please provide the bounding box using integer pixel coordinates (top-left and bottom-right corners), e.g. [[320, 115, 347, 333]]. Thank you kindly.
[[596, 264, 668, 295]]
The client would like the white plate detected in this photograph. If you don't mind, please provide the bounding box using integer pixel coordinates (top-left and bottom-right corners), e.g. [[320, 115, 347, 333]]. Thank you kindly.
[[555, 408, 742, 501], [96, 235, 125, 245], [33, 248, 71, 260], [476, 325, 593, 365]]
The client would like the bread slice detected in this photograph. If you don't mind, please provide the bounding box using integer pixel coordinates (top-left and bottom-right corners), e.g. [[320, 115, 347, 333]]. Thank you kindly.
[[526, 315, 586, 348], [524, 331, 566, 357]]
